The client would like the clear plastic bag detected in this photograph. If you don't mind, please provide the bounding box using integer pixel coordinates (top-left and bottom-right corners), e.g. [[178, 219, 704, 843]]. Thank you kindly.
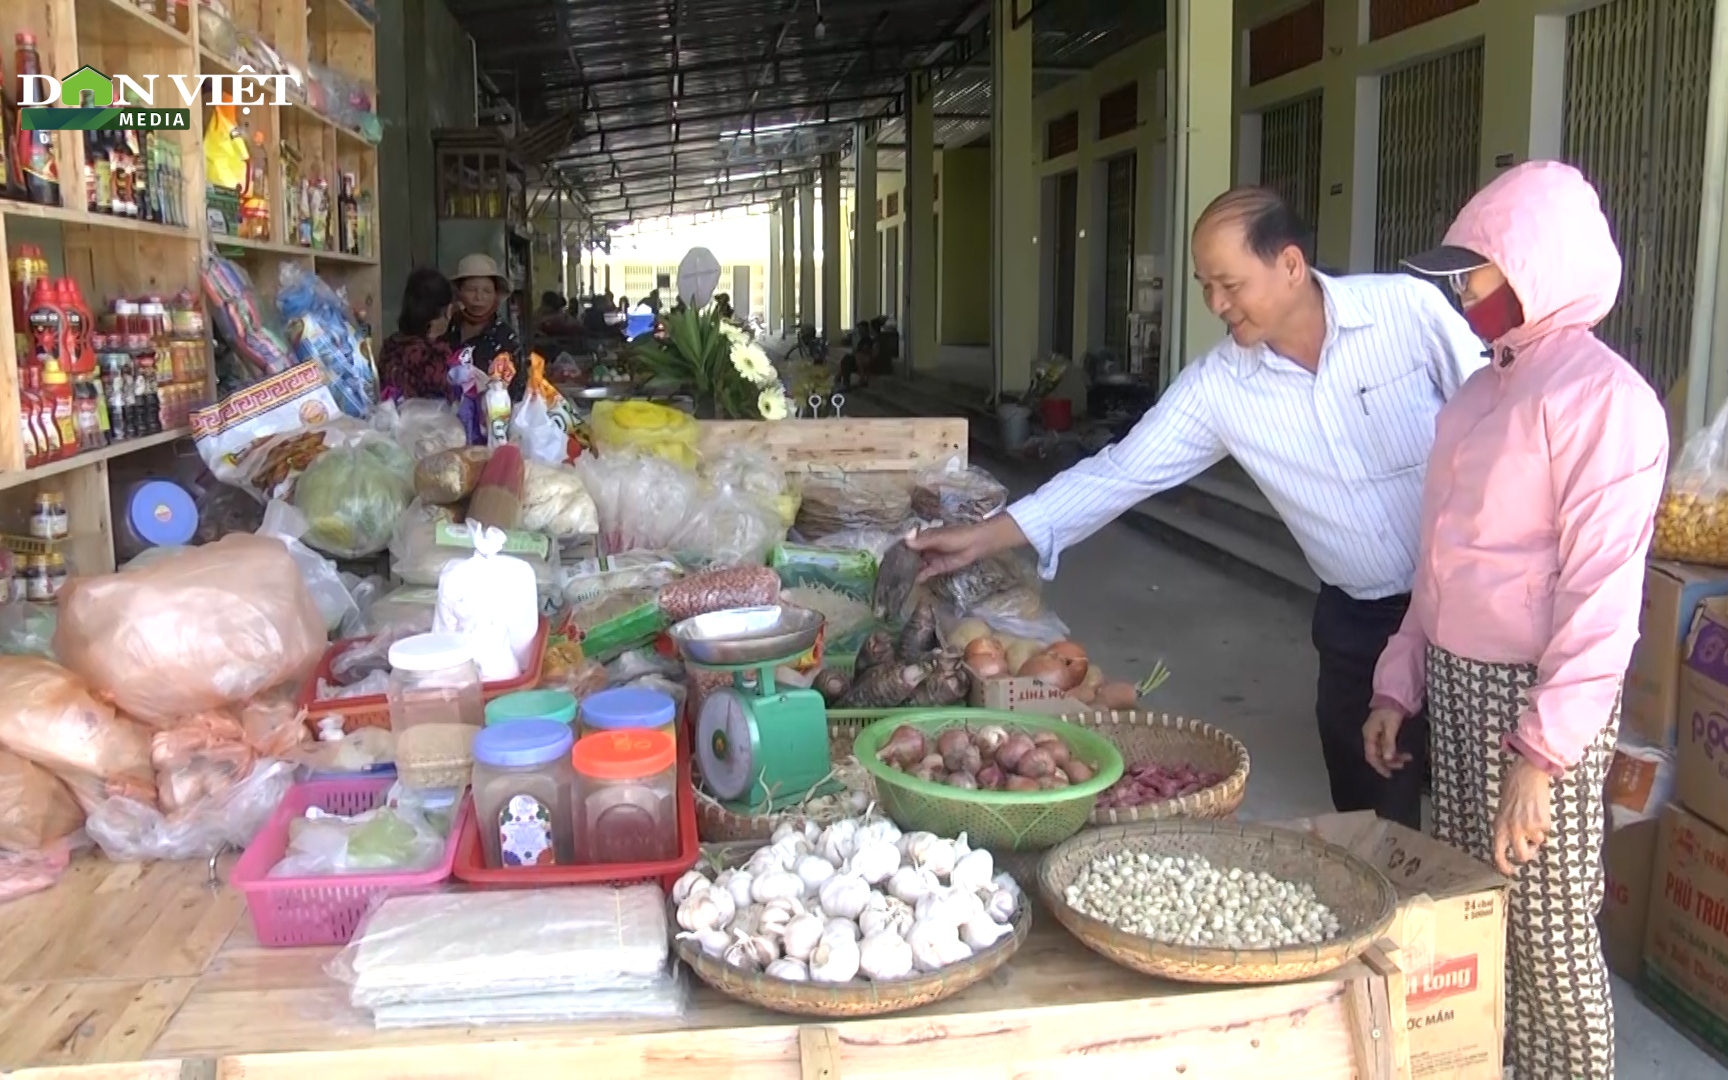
[[794, 468, 913, 538], [0, 600, 56, 658], [673, 482, 782, 567], [278, 261, 377, 418], [0, 748, 84, 852], [657, 564, 782, 623], [370, 970, 685, 1029], [389, 504, 556, 590], [268, 802, 447, 877], [374, 398, 467, 460], [1655, 399, 1728, 564], [413, 446, 490, 506], [910, 455, 1008, 524], [927, 549, 1043, 616], [0, 657, 155, 802], [85, 759, 294, 862], [258, 499, 361, 635], [520, 461, 598, 538], [576, 452, 699, 555], [54, 534, 328, 729], [291, 430, 416, 559], [511, 396, 567, 465], [328, 885, 672, 1006], [702, 445, 798, 529], [433, 523, 541, 682]]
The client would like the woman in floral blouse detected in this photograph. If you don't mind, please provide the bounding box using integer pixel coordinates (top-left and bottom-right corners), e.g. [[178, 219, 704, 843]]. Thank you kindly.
[[379, 268, 456, 402]]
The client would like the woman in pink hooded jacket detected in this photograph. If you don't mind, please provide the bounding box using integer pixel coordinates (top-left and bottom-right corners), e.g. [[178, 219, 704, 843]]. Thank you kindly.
[[1362, 160, 1668, 1077]]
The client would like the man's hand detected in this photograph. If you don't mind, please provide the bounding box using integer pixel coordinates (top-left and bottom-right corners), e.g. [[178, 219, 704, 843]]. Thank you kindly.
[[905, 516, 1027, 582], [1362, 707, 1412, 778], [1491, 757, 1553, 876]]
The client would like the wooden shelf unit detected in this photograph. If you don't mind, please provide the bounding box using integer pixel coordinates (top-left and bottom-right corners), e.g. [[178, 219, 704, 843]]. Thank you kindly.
[[0, 0, 379, 575]]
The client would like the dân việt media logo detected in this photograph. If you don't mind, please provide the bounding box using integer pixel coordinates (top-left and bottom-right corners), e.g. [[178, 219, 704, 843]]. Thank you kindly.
[[20, 64, 299, 131]]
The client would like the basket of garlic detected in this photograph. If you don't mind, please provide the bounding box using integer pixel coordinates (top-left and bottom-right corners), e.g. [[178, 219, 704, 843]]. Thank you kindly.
[[1037, 820, 1397, 985], [670, 813, 1031, 1017]]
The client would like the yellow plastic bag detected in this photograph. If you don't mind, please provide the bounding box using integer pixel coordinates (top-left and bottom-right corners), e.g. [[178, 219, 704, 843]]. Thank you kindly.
[[590, 400, 699, 470], [203, 103, 250, 193]]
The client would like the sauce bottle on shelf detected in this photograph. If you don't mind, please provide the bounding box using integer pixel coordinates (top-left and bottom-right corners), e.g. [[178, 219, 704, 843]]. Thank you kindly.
[[0, 50, 13, 199], [13, 34, 60, 206], [11, 244, 45, 336], [62, 278, 93, 377]]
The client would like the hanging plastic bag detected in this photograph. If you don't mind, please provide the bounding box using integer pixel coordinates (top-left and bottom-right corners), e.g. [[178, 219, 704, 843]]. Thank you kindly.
[[0, 657, 156, 804], [54, 535, 327, 728], [279, 262, 378, 418], [1656, 399, 1728, 564], [433, 522, 541, 682], [0, 748, 84, 852], [258, 499, 361, 634], [291, 429, 416, 558], [511, 397, 568, 465], [910, 456, 1008, 524]]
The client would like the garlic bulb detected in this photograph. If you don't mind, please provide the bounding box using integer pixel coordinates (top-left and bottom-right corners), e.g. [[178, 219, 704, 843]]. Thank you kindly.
[[770, 834, 812, 869], [907, 918, 973, 973], [757, 897, 802, 939], [771, 820, 804, 845], [950, 849, 994, 894], [795, 854, 837, 896], [677, 888, 736, 933], [953, 831, 972, 858], [678, 928, 730, 958], [858, 930, 915, 980], [781, 912, 826, 961], [750, 870, 804, 904], [809, 936, 862, 983], [746, 847, 785, 878], [822, 918, 860, 944], [888, 866, 941, 905], [898, 831, 940, 861], [801, 819, 823, 845], [730, 928, 780, 968], [724, 869, 756, 909], [991, 872, 1022, 900], [818, 819, 859, 865], [982, 885, 1017, 924], [905, 832, 960, 877], [859, 896, 914, 939], [672, 869, 711, 905], [917, 886, 984, 929], [848, 838, 901, 885], [765, 957, 810, 981], [960, 912, 1013, 950], [817, 873, 872, 920], [857, 818, 902, 847]]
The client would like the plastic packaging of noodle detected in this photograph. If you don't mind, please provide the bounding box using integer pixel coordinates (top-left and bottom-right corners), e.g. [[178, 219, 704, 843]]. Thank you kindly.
[[329, 885, 675, 1010], [369, 969, 687, 1029]]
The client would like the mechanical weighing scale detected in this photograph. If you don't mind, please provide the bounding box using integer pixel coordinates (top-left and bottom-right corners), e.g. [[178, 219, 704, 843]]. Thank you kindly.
[[669, 605, 842, 814]]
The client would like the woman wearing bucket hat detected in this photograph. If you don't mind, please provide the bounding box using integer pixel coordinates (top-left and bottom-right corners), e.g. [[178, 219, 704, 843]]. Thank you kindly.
[[444, 253, 527, 402], [1364, 160, 1668, 1078]]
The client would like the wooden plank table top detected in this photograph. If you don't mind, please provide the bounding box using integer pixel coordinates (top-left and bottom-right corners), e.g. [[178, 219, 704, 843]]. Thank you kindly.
[[0, 855, 1401, 1079]]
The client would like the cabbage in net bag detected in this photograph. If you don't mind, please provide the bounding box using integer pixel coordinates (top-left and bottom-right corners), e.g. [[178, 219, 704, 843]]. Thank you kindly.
[[1655, 398, 1728, 565], [292, 431, 416, 559]]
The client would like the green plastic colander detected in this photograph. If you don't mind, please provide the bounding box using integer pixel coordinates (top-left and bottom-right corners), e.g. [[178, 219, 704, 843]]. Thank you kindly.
[[853, 710, 1125, 851]]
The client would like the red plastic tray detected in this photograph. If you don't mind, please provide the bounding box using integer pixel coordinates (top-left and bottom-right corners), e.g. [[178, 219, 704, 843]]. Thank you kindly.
[[453, 738, 698, 892], [297, 617, 550, 733]]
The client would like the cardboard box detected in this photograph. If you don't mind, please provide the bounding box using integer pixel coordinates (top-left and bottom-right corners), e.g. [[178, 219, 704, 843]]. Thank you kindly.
[[1677, 597, 1728, 833], [1270, 812, 1509, 1079], [1643, 802, 1728, 1056], [1627, 561, 1728, 746], [967, 673, 1090, 715], [1600, 817, 1660, 982]]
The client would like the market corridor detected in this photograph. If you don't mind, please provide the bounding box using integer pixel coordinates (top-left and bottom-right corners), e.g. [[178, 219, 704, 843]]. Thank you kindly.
[[1028, 484, 1721, 1079]]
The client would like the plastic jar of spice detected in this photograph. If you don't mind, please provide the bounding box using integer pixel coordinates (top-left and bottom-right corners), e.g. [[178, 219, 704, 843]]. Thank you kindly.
[[571, 730, 678, 864], [472, 719, 576, 868], [484, 689, 577, 729], [386, 633, 484, 791], [577, 687, 679, 741]]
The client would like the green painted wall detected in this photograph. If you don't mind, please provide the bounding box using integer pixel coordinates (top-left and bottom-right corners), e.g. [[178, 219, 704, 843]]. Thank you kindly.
[[939, 147, 992, 346]]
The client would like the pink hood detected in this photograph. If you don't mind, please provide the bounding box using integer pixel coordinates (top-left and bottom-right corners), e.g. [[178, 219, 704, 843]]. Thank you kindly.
[[1440, 160, 1622, 351]]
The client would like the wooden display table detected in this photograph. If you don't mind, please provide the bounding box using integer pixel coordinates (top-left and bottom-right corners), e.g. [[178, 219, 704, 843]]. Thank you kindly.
[[0, 856, 1411, 1078]]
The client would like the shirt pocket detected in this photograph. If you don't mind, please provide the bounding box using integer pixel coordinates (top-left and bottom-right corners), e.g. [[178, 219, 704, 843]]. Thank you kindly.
[[1352, 368, 1439, 478]]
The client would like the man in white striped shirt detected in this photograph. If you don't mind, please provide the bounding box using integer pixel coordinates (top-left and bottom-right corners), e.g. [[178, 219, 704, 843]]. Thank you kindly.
[[909, 187, 1488, 828]]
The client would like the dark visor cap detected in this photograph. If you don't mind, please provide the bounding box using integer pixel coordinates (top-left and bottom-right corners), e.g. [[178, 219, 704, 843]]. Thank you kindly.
[[1400, 245, 1491, 277]]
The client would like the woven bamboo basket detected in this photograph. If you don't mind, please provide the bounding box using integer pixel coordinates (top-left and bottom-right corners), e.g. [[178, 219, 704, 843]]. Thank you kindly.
[[1038, 820, 1397, 984], [674, 894, 1032, 1018], [1063, 710, 1250, 825]]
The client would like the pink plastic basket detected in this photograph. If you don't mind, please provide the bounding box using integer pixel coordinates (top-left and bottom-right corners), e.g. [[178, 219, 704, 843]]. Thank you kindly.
[[231, 777, 470, 948]]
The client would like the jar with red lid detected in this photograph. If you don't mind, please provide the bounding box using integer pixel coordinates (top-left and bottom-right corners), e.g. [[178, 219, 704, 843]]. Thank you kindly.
[[571, 730, 678, 864]]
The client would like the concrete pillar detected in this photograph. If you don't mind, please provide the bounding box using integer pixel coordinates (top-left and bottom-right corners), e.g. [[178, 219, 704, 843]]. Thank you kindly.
[[766, 207, 782, 328], [1161, 0, 1233, 381], [904, 72, 938, 377], [798, 180, 817, 330], [779, 190, 796, 334], [991, 0, 1036, 396], [852, 123, 879, 325], [821, 154, 843, 342]]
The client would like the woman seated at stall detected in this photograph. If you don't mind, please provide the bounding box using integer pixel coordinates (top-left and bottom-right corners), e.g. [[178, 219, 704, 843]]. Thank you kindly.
[[443, 253, 528, 401], [378, 268, 455, 403]]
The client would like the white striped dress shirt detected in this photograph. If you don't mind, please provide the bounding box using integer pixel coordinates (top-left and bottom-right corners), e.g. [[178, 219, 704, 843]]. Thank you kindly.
[[1010, 272, 1490, 601]]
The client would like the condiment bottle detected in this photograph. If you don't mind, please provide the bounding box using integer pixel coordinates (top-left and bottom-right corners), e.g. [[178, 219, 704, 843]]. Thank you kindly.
[[22, 556, 49, 603], [29, 490, 64, 540], [44, 552, 67, 599], [13, 34, 60, 206]]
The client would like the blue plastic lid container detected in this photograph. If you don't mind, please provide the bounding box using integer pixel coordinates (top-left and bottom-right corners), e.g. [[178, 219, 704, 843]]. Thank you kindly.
[[115, 479, 198, 562], [472, 718, 575, 768], [578, 687, 679, 736]]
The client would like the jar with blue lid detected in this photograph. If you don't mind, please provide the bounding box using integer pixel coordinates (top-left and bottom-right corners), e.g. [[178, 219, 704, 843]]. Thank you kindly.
[[578, 687, 679, 741], [471, 719, 576, 868]]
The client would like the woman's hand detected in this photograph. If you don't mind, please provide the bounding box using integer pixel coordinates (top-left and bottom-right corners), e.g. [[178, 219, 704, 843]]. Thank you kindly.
[[1491, 758, 1553, 876], [1362, 707, 1412, 778]]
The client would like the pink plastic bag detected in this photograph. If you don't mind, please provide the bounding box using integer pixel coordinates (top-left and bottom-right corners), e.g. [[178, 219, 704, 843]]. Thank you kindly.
[[0, 657, 155, 805], [0, 749, 83, 852], [54, 535, 327, 728]]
